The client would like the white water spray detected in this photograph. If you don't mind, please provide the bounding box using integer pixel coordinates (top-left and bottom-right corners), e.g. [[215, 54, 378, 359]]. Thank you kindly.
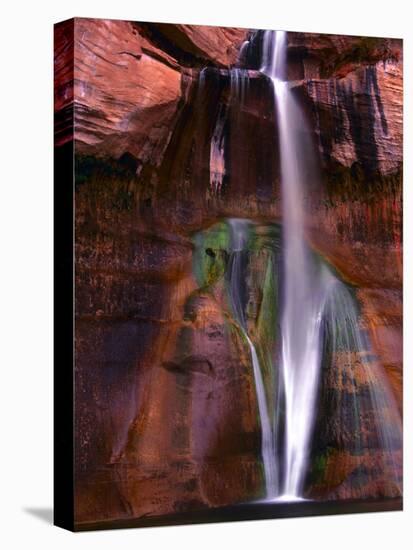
[[210, 104, 226, 194], [200, 30, 402, 502], [261, 30, 332, 498], [260, 30, 402, 499]]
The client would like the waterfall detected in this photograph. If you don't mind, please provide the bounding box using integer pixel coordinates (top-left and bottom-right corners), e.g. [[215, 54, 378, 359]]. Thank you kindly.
[[227, 219, 278, 497], [260, 30, 402, 500], [210, 103, 226, 194], [261, 30, 329, 498], [199, 30, 401, 502], [322, 278, 402, 494], [208, 68, 249, 194]]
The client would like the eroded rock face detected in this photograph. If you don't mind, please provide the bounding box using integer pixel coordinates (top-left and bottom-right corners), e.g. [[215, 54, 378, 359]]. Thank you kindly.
[[54, 22, 403, 524], [119, 288, 263, 517], [303, 59, 402, 177], [55, 18, 250, 165], [140, 22, 250, 67], [287, 32, 401, 79], [74, 19, 183, 163]]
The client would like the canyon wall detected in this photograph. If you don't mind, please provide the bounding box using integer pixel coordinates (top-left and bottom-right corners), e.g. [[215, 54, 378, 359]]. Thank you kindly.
[[55, 19, 402, 524]]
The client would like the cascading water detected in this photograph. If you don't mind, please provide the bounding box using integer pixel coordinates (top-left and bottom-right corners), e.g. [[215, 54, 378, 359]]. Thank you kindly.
[[199, 29, 401, 503], [210, 103, 227, 194], [322, 278, 402, 493], [261, 29, 331, 499], [227, 219, 278, 497], [208, 67, 249, 194], [260, 29, 402, 499]]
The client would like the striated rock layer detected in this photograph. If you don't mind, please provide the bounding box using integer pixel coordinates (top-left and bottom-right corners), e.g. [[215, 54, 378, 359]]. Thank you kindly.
[[54, 19, 403, 525]]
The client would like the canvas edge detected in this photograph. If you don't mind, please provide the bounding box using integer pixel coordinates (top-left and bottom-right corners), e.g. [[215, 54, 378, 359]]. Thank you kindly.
[[53, 17, 75, 533], [73, 498, 403, 532]]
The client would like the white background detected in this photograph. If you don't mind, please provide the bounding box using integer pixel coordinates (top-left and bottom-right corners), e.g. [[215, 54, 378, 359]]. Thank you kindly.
[[0, 0, 411, 548]]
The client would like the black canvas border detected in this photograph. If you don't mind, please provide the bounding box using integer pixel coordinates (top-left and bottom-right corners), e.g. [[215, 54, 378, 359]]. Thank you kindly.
[[75, 497, 402, 532], [53, 18, 75, 532]]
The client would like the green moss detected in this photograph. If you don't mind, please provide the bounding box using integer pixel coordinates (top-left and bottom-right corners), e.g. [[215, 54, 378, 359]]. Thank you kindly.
[[256, 255, 278, 347], [191, 220, 284, 429], [252, 253, 278, 407], [308, 447, 333, 485], [192, 222, 230, 289]]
